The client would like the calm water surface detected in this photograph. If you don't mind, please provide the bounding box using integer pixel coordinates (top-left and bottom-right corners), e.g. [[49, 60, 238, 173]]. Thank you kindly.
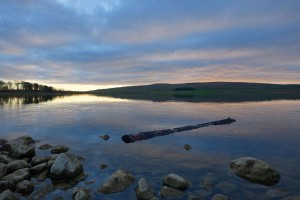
[[0, 95, 300, 199]]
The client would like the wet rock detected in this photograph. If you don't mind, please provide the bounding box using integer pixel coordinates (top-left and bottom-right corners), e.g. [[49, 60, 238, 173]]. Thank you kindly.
[[34, 170, 48, 182], [51, 173, 87, 190], [98, 169, 135, 194], [2, 168, 30, 185], [30, 162, 48, 174], [160, 186, 183, 198], [0, 189, 18, 200], [47, 154, 59, 169], [0, 163, 8, 179], [184, 144, 192, 151], [85, 180, 95, 185], [258, 188, 289, 199], [0, 139, 8, 145], [0, 154, 14, 164], [50, 153, 83, 179], [162, 174, 190, 190], [100, 135, 110, 141], [1, 136, 35, 158], [135, 178, 156, 200], [72, 188, 91, 200], [216, 181, 237, 194], [230, 157, 280, 186], [76, 156, 85, 161], [7, 160, 28, 173], [38, 144, 53, 150], [16, 180, 34, 194], [31, 156, 48, 166], [188, 194, 205, 200], [29, 183, 54, 200], [0, 180, 15, 192], [51, 145, 69, 154], [99, 163, 108, 169], [211, 194, 230, 200]]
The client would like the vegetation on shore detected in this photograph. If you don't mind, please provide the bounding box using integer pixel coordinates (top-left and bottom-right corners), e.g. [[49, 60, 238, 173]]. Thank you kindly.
[[90, 82, 300, 102]]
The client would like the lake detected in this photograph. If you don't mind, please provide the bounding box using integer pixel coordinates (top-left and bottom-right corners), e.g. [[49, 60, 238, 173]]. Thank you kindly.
[[1, 95, 300, 199]]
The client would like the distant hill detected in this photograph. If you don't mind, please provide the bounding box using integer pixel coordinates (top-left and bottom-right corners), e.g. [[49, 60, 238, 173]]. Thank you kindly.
[[90, 82, 300, 102]]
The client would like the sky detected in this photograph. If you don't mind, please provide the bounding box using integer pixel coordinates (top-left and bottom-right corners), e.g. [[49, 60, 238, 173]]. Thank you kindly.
[[0, 0, 300, 91]]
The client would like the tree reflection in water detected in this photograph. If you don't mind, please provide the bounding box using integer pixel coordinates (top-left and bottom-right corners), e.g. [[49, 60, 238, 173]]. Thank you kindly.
[[0, 95, 62, 105]]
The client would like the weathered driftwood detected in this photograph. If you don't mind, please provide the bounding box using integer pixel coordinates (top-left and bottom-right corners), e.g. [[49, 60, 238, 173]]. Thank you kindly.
[[122, 117, 236, 143]]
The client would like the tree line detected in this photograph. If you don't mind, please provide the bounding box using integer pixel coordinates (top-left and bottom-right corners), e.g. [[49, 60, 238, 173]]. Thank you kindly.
[[0, 80, 62, 92]]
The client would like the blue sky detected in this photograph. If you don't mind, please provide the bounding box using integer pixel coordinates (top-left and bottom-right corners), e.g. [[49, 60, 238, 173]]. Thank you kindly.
[[0, 0, 299, 90]]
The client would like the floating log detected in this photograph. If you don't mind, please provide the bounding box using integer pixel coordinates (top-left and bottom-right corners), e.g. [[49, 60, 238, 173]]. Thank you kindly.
[[122, 117, 236, 143]]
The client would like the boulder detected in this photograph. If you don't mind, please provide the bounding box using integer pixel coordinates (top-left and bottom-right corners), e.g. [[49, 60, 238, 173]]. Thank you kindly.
[[0, 163, 8, 179], [16, 180, 34, 194], [31, 156, 49, 166], [230, 157, 280, 186], [0, 189, 18, 200], [0, 139, 8, 145], [211, 194, 230, 200], [50, 153, 83, 179], [160, 186, 183, 198], [162, 174, 190, 190], [1, 136, 35, 158], [47, 154, 59, 169], [98, 169, 135, 194], [2, 168, 30, 185], [7, 160, 28, 173], [30, 163, 48, 174], [51, 145, 69, 154], [135, 178, 156, 200], [72, 188, 91, 200], [0, 154, 13, 164]]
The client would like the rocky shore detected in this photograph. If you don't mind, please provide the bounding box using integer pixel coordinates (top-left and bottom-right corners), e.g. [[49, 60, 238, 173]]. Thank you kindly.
[[0, 135, 290, 200]]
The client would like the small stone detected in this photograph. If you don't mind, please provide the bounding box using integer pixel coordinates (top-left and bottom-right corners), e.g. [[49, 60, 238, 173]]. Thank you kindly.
[[0, 189, 18, 200], [7, 160, 28, 173], [160, 186, 183, 198], [0, 163, 8, 179], [30, 163, 48, 174], [85, 180, 95, 185], [135, 178, 156, 200], [98, 169, 135, 194], [100, 135, 110, 141], [31, 156, 49, 166], [72, 188, 91, 200], [51, 145, 69, 154], [189, 194, 205, 200], [211, 194, 230, 200], [162, 174, 190, 190], [99, 163, 108, 169], [38, 144, 53, 150], [16, 180, 34, 194], [0, 139, 8, 145], [184, 144, 192, 151]]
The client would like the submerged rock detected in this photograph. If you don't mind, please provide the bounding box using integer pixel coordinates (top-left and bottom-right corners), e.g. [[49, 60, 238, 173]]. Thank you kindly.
[[211, 194, 230, 200], [0, 189, 18, 200], [50, 153, 83, 179], [135, 178, 156, 200], [16, 180, 34, 194], [100, 135, 110, 141], [38, 144, 53, 150], [51, 145, 69, 154], [162, 174, 190, 190], [72, 188, 91, 200], [1, 136, 35, 158], [98, 169, 135, 194], [230, 157, 280, 186], [184, 144, 192, 151], [160, 186, 183, 198], [99, 163, 108, 169]]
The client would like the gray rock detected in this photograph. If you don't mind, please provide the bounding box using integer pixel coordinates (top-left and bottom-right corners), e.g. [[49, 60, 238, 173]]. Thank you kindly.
[[31, 156, 49, 166], [30, 163, 47, 174], [0, 189, 18, 200], [47, 154, 59, 169], [38, 144, 53, 150], [1, 136, 35, 158], [72, 188, 91, 200], [160, 186, 183, 198], [2, 168, 30, 185], [230, 157, 280, 186], [16, 180, 34, 194], [98, 169, 135, 194], [50, 153, 83, 179], [162, 174, 190, 190], [0, 163, 8, 179], [99, 163, 108, 169], [0, 139, 8, 145], [184, 144, 192, 151], [135, 178, 156, 200], [7, 160, 28, 173], [0, 154, 13, 164], [100, 135, 110, 141], [51, 145, 69, 154], [212, 194, 230, 200], [0, 180, 15, 192]]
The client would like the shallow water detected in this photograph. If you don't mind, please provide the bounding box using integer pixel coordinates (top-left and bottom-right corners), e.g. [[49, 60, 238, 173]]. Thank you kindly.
[[0, 95, 300, 199]]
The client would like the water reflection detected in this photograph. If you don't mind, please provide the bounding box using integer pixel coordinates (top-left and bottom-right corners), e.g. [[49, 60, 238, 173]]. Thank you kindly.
[[0, 95, 63, 105]]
